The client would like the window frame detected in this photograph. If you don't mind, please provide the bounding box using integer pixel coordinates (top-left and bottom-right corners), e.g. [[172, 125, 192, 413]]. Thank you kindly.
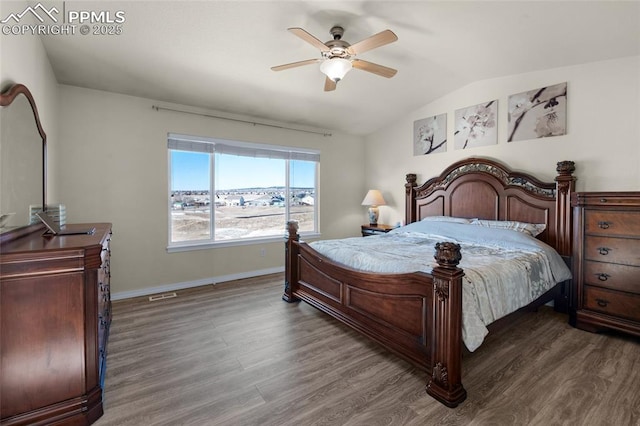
[[167, 133, 320, 252]]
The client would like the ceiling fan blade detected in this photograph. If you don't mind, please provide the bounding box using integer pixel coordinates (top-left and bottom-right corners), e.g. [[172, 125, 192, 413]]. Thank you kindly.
[[271, 58, 321, 71], [347, 29, 398, 55], [324, 77, 337, 92], [352, 59, 397, 78], [288, 27, 330, 52]]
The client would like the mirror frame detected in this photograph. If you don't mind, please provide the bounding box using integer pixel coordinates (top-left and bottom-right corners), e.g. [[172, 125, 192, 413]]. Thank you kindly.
[[0, 83, 47, 244]]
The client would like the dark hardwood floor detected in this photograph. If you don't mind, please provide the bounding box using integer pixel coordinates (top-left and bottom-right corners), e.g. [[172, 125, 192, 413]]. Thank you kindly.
[[95, 274, 640, 426]]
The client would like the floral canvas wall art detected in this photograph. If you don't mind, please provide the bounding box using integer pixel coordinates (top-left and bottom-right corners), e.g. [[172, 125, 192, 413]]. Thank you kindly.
[[454, 100, 498, 150], [508, 82, 567, 142], [413, 113, 447, 155]]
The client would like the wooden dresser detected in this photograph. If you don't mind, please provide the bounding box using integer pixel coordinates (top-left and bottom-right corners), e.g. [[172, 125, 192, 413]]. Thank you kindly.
[[0, 223, 112, 425], [571, 192, 640, 337]]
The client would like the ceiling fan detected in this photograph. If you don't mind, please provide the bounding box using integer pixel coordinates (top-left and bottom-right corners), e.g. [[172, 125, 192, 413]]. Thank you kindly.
[[271, 26, 398, 91]]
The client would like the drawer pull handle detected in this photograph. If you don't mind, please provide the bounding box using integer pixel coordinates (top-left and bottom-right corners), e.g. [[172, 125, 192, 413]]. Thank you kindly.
[[596, 273, 610, 281], [597, 247, 610, 255], [600, 198, 607, 203], [595, 298, 609, 308], [597, 221, 611, 229]]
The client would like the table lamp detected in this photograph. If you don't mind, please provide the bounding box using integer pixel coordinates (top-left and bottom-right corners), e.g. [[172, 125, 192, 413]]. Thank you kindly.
[[361, 189, 386, 225]]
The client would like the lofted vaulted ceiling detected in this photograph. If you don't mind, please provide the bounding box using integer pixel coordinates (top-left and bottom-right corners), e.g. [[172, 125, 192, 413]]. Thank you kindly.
[[32, 1, 640, 135]]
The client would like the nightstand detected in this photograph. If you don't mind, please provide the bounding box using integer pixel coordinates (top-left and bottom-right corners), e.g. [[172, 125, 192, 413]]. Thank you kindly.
[[361, 224, 395, 237]]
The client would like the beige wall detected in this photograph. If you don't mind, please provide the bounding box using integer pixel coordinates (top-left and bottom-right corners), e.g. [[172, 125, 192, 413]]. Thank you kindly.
[[0, 0, 60, 202], [56, 86, 366, 297], [365, 56, 640, 226]]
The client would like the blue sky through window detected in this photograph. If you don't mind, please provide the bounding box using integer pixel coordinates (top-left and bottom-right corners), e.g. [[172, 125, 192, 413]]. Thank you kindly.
[[171, 151, 315, 190]]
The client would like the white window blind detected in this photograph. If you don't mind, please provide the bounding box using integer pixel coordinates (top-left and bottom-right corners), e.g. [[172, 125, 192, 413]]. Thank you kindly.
[[168, 133, 320, 161]]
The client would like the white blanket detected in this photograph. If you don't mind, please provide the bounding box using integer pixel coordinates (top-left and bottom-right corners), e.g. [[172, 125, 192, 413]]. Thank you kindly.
[[309, 221, 571, 352]]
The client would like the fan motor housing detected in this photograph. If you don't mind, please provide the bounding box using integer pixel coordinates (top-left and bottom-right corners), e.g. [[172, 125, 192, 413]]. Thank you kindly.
[[322, 26, 351, 59], [323, 40, 351, 59]]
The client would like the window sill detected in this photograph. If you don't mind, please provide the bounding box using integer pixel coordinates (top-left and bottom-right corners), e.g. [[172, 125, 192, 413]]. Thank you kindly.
[[167, 232, 321, 253]]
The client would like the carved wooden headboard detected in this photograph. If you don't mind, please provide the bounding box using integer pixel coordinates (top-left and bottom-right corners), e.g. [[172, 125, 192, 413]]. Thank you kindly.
[[404, 157, 576, 256]]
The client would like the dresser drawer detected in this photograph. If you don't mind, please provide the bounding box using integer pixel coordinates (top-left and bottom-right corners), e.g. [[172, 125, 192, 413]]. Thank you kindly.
[[583, 285, 640, 322], [584, 236, 640, 267], [585, 211, 640, 236], [584, 260, 640, 293], [578, 193, 640, 207]]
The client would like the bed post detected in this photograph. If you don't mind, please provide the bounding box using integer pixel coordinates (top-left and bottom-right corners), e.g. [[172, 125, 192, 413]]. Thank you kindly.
[[426, 242, 467, 408], [553, 161, 576, 313], [283, 220, 300, 303], [405, 173, 418, 225], [554, 161, 576, 257]]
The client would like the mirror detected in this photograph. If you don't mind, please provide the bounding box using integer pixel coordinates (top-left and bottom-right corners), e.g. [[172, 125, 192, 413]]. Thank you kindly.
[[0, 84, 46, 237]]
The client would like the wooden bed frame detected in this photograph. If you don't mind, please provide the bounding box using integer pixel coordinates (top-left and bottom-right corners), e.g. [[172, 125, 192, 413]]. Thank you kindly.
[[283, 157, 576, 407]]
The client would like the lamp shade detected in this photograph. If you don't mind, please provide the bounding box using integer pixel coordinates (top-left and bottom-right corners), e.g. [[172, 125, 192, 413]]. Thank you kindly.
[[320, 58, 352, 82], [361, 189, 386, 206]]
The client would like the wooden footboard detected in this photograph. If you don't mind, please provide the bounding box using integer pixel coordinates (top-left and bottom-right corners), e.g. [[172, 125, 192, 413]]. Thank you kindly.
[[283, 221, 467, 407]]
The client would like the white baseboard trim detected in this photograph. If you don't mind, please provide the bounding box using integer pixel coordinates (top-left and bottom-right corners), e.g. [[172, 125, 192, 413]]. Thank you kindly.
[[111, 266, 285, 301]]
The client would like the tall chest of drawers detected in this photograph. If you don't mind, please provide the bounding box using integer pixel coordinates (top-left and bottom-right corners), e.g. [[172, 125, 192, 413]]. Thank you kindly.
[[571, 192, 640, 336], [0, 223, 112, 425]]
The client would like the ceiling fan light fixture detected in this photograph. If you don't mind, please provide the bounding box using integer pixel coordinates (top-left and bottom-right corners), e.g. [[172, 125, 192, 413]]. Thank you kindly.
[[320, 58, 352, 82], [272, 26, 398, 91]]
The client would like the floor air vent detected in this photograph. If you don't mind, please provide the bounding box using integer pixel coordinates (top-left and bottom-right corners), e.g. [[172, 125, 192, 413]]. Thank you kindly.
[[148, 292, 177, 302]]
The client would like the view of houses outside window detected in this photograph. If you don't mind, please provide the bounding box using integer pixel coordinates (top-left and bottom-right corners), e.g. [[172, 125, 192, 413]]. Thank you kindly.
[[169, 138, 318, 245]]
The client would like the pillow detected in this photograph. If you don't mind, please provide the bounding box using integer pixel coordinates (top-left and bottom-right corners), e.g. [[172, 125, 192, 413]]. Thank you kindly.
[[469, 219, 546, 237], [421, 216, 472, 224]]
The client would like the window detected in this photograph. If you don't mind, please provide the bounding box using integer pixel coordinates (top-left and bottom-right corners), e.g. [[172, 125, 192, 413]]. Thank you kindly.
[[168, 134, 319, 249]]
